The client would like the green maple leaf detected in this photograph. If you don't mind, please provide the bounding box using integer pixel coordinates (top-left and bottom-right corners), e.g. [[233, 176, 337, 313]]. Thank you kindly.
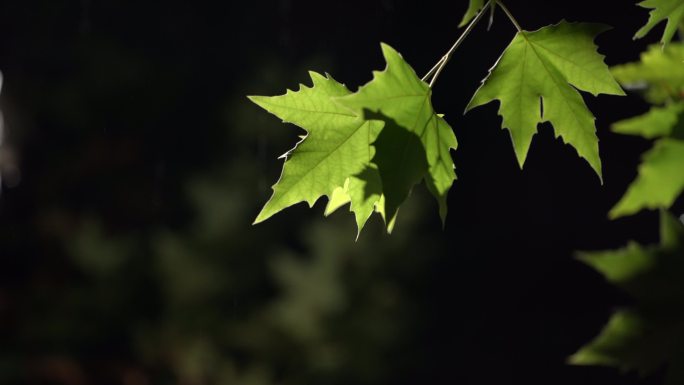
[[611, 42, 684, 104], [635, 0, 684, 46], [612, 102, 684, 139], [610, 138, 684, 218], [571, 211, 684, 385], [467, 21, 625, 180], [249, 72, 384, 232], [337, 43, 458, 225], [459, 0, 484, 27]]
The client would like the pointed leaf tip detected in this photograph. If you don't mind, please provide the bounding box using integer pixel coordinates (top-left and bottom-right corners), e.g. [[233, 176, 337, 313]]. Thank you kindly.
[[379, 42, 402, 62], [252, 208, 273, 225]]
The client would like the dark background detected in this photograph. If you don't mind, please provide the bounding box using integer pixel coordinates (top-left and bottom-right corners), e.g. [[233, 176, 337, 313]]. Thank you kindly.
[[0, 0, 680, 384]]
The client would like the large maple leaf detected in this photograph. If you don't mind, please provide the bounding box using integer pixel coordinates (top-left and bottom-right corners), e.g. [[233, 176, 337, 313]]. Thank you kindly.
[[249, 72, 383, 232], [337, 43, 458, 225], [467, 21, 625, 180]]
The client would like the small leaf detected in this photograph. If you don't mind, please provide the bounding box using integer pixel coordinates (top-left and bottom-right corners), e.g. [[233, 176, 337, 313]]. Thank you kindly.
[[635, 0, 684, 46], [467, 21, 624, 181], [612, 102, 684, 139], [459, 0, 484, 27], [610, 138, 684, 218], [337, 43, 458, 227]]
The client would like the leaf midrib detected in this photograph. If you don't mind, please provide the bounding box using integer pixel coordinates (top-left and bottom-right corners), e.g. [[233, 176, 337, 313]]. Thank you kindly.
[[257, 99, 356, 118], [522, 32, 594, 143], [392, 92, 431, 183]]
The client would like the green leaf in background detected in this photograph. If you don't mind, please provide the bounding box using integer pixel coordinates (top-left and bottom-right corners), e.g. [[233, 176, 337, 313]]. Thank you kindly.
[[635, 0, 684, 46], [467, 21, 625, 180], [249, 72, 384, 232], [611, 43, 684, 105], [610, 139, 684, 218], [610, 40, 684, 219], [612, 102, 684, 139], [337, 43, 458, 226], [571, 211, 684, 385], [459, 0, 484, 27]]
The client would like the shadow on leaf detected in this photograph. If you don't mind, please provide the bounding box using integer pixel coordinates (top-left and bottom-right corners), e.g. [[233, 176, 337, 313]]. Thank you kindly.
[[362, 109, 428, 227]]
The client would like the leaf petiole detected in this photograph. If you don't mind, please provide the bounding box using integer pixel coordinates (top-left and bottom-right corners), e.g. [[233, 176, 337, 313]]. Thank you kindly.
[[423, 0, 494, 87], [421, 56, 446, 83], [497, 1, 523, 33]]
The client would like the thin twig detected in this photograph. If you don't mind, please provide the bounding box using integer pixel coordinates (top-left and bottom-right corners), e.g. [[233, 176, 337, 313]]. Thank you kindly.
[[497, 1, 523, 33], [421, 56, 446, 83], [425, 0, 494, 88]]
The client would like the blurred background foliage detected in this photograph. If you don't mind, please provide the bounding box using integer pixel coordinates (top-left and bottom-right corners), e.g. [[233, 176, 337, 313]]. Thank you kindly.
[[0, 1, 681, 385]]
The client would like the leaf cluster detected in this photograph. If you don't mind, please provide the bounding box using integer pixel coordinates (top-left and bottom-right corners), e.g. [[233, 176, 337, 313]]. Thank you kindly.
[[572, 16, 684, 383], [609, 42, 684, 218], [251, 2, 624, 234], [250, 44, 457, 235]]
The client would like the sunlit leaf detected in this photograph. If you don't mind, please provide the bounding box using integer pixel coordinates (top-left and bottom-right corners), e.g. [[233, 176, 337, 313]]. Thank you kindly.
[[249, 72, 383, 232], [467, 21, 624, 180]]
